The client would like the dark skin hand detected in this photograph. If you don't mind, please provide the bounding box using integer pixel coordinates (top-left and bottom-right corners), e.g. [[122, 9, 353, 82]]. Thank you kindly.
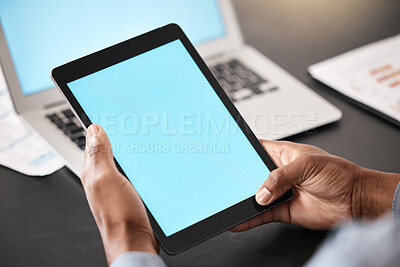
[[81, 125, 400, 264], [231, 140, 400, 232], [81, 124, 158, 265]]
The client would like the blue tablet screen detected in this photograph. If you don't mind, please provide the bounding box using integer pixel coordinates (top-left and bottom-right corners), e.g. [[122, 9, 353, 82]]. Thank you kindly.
[[67, 40, 270, 237]]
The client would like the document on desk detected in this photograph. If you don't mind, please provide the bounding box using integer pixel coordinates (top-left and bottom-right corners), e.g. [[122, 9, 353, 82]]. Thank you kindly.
[[0, 71, 64, 176], [309, 34, 400, 125]]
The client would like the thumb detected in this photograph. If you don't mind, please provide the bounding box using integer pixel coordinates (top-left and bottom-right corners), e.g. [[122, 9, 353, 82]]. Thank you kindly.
[[255, 157, 305, 206], [83, 124, 115, 170]]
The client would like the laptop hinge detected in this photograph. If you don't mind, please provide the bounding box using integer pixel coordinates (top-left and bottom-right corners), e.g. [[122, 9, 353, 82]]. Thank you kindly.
[[44, 100, 65, 110], [204, 52, 226, 61]]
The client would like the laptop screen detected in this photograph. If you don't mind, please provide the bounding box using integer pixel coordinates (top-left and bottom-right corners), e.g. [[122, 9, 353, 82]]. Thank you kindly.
[[0, 0, 225, 96]]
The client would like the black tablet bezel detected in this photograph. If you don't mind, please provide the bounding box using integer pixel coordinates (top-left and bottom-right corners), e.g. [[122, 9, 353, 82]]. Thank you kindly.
[[51, 23, 293, 255]]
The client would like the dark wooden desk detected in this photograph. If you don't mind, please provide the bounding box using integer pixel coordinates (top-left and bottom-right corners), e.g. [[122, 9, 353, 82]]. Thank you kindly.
[[1, 1, 399, 266]]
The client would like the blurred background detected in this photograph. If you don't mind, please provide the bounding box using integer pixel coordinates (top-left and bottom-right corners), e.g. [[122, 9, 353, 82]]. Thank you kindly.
[[0, 0, 399, 266]]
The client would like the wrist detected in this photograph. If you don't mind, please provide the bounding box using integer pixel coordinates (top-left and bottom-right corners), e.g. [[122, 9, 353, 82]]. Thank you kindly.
[[352, 166, 400, 220], [100, 223, 158, 264]]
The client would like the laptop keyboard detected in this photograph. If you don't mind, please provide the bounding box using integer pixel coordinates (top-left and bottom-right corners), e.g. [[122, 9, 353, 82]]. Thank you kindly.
[[210, 59, 278, 102], [46, 109, 86, 150], [45, 59, 273, 149]]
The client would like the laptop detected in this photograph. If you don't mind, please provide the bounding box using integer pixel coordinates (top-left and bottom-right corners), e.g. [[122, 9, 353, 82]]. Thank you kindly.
[[0, 0, 341, 176]]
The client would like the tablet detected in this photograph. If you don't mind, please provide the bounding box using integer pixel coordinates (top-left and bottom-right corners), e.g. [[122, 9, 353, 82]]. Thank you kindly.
[[51, 24, 293, 254]]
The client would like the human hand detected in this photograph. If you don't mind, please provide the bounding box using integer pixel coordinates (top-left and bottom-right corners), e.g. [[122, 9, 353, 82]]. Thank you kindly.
[[231, 140, 399, 232], [81, 124, 158, 265]]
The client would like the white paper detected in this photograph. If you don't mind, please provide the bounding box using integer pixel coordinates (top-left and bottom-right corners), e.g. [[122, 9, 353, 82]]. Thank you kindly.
[[0, 70, 64, 176], [309, 34, 400, 123]]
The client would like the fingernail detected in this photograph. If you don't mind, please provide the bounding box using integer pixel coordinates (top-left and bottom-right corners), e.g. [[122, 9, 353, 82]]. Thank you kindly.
[[256, 187, 272, 205], [86, 126, 98, 147], [87, 124, 99, 136], [89, 135, 100, 149]]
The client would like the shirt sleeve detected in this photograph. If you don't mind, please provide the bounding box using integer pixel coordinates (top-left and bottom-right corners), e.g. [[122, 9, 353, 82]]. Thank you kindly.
[[306, 216, 400, 267], [110, 252, 166, 267], [392, 182, 400, 219], [306, 183, 400, 267]]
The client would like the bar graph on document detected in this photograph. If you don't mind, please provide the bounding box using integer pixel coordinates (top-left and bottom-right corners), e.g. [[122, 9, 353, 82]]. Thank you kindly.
[[308, 34, 400, 124]]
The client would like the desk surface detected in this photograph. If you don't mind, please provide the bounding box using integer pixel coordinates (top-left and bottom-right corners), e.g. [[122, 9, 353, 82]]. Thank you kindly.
[[1, 1, 399, 266]]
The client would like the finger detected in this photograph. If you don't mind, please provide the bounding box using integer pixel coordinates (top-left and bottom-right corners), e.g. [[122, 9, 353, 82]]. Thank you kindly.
[[255, 157, 305, 206], [260, 140, 298, 155], [230, 211, 275, 232], [260, 140, 309, 166], [82, 125, 116, 179]]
